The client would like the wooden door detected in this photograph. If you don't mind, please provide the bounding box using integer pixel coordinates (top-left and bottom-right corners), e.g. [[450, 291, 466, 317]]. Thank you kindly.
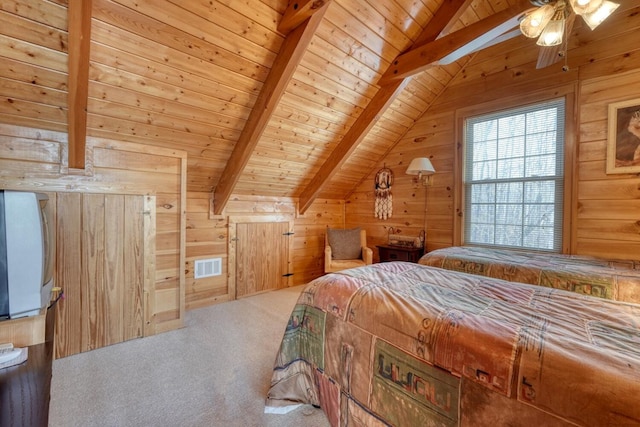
[[235, 221, 291, 298], [55, 193, 145, 357]]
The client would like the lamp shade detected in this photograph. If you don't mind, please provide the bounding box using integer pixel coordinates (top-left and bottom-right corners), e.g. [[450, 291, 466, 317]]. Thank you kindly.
[[581, 1, 619, 30], [520, 4, 555, 38], [536, 15, 565, 46], [406, 157, 435, 175], [568, 0, 604, 15]]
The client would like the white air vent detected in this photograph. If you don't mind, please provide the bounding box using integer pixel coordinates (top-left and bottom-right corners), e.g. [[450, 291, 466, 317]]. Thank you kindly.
[[194, 258, 222, 279]]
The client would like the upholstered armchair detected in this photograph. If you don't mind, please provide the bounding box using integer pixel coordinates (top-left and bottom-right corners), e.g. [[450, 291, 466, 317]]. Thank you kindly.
[[324, 227, 373, 273]]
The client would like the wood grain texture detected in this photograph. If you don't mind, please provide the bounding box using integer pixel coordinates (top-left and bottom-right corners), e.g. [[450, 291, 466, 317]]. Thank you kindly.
[[0, 0, 535, 200], [347, 3, 640, 263], [81, 193, 106, 352], [0, 123, 185, 357], [235, 221, 290, 297], [67, 0, 92, 169], [110, 196, 143, 341], [54, 192, 83, 357], [0, 0, 638, 357], [142, 195, 157, 336], [378, 2, 530, 84], [213, 1, 328, 214]]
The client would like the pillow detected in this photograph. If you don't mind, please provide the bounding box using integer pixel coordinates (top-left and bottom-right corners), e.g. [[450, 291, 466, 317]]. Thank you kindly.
[[327, 227, 362, 260]]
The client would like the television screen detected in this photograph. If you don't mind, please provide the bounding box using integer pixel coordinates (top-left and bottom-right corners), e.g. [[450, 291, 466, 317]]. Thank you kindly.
[[0, 190, 54, 320]]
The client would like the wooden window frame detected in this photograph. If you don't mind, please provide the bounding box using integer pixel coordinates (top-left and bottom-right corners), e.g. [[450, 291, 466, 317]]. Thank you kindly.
[[453, 85, 578, 254]]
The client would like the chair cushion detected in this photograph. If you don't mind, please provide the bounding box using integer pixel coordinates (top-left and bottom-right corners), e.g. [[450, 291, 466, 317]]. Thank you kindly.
[[326, 259, 366, 272], [327, 227, 362, 260]]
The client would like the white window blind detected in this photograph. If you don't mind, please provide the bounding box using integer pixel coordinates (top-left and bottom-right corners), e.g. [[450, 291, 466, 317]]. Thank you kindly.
[[464, 98, 565, 252]]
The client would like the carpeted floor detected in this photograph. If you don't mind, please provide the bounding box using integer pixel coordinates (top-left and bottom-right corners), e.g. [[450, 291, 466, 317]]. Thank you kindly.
[[49, 285, 330, 427]]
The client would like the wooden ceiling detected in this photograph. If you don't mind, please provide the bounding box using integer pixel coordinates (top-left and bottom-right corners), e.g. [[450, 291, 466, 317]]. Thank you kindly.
[[5, 0, 550, 212]]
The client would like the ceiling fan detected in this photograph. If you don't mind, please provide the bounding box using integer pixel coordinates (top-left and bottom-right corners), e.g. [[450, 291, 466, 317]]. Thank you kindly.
[[519, 0, 620, 69]]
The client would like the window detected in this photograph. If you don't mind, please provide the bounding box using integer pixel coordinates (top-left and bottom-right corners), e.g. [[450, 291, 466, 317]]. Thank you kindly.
[[463, 99, 565, 252]]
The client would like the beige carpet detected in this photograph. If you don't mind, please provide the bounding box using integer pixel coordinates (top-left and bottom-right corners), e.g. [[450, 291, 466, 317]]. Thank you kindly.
[[49, 285, 330, 427]]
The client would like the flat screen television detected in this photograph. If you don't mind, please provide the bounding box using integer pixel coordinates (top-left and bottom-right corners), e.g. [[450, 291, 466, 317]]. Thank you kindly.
[[0, 190, 54, 320]]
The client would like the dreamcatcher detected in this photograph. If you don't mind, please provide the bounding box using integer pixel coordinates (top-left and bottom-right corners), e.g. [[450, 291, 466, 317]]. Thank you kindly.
[[374, 166, 393, 220]]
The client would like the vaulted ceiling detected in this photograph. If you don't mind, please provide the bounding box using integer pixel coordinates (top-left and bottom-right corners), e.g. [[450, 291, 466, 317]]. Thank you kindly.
[[7, 0, 614, 213]]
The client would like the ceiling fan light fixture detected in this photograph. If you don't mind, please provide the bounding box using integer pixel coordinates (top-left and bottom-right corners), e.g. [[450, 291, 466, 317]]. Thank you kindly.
[[536, 11, 566, 46], [580, 1, 620, 30], [568, 0, 604, 15], [520, 4, 555, 38], [523, 0, 619, 67]]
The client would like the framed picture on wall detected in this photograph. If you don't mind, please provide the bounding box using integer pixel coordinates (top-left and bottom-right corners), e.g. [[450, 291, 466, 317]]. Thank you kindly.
[[607, 98, 640, 174]]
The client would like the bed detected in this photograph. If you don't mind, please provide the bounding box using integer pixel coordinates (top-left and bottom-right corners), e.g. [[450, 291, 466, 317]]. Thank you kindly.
[[419, 246, 640, 304], [265, 261, 640, 426]]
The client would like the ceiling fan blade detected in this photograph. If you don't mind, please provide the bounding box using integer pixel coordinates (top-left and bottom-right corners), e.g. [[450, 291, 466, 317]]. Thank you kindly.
[[536, 13, 576, 69]]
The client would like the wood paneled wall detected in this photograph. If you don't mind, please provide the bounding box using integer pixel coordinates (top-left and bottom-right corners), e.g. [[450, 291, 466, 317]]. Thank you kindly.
[[0, 0, 492, 201], [348, 4, 640, 262], [0, 1, 68, 133], [576, 70, 640, 259], [0, 123, 186, 357], [346, 109, 456, 258], [0, 119, 342, 355], [2, 0, 639, 359], [185, 192, 344, 310]]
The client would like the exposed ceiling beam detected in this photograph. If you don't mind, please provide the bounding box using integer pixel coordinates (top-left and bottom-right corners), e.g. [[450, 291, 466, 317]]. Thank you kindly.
[[413, 0, 474, 46], [278, 0, 328, 34], [378, 1, 532, 85], [297, 0, 472, 214], [212, 1, 330, 215], [67, 0, 93, 170]]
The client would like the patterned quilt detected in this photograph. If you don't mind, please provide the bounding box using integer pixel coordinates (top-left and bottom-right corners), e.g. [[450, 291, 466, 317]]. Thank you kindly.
[[265, 262, 640, 426], [419, 246, 640, 304]]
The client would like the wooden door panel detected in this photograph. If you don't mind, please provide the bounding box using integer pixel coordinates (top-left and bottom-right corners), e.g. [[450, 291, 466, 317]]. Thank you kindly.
[[236, 222, 289, 298], [123, 196, 144, 341], [81, 194, 106, 352], [55, 193, 82, 357], [104, 194, 125, 346], [55, 193, 145, 357]]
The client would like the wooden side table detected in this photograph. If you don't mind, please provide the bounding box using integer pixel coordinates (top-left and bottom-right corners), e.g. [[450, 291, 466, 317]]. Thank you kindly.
[[376, 245, 424, 263], [0, 305, 56, 427]]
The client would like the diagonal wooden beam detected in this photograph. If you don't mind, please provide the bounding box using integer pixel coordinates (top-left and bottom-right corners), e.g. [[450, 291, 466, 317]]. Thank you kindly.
[[212, 1, 329, 215], [378, 1, 531, 85], [297, 0, 472, 214], [413, 0, 474, 46], [67, 0, 93, 169], [278, 0, 328, 34]]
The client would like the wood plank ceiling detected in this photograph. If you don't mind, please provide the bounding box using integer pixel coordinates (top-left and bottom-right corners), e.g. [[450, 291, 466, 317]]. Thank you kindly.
[[6, 0, 535, 212]]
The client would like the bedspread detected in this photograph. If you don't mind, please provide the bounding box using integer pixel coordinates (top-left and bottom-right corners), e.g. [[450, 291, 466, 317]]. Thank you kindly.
[[419, 246, 640, 304], [265, 262, 640, 427]]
